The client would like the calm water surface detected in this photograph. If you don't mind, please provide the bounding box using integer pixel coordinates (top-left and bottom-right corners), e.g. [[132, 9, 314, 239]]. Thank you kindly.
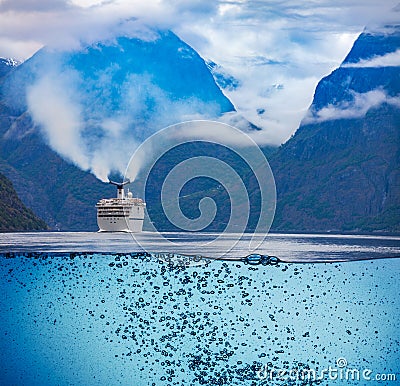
[[1, 231, 399, 261]]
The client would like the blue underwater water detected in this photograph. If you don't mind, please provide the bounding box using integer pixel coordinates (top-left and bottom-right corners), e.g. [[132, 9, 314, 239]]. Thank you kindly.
[[0, 233, 399, 386]]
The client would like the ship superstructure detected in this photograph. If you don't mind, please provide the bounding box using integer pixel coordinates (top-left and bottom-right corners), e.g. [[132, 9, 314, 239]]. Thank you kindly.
[[96, 180, 145, 232]]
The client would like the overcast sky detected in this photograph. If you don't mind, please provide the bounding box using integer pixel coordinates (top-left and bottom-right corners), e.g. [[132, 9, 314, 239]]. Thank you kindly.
[[0, 0, 398, 144]]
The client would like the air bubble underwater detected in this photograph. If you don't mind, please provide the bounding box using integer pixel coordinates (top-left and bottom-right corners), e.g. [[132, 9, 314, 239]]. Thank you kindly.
[[1, 252, 399, 385]]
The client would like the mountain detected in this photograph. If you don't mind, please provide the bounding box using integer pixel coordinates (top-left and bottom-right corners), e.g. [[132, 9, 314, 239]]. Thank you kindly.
[[0, 58, 19, 79], [0, 30, 237, 230], [206, 60, 241, 91], [2, 24, 398, 234], [150, 23, 400, 234], [137, 139, 276, 232], [270, 24, 400, 232], [0, 131, 115, 230], [0, 172, 47, 231]]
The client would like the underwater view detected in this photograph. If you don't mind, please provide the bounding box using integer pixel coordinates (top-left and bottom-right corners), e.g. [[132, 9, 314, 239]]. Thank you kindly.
[[1, 233, 399, 385]]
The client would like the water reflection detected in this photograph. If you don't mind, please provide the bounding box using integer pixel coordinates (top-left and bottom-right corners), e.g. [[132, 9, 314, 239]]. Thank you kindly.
[[1, 232, 399, 262]]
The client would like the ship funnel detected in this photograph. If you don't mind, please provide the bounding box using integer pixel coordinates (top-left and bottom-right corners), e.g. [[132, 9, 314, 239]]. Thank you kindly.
[[109, 179, 130, 199]]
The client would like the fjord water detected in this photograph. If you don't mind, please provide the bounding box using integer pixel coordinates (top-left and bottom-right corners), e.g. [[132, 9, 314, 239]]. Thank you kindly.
[[1, 232, 399, 262], [0, 233, 399, 385]]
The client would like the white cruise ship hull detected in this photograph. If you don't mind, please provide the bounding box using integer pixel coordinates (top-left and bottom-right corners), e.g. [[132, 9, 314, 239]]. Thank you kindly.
[[96, 197, 145, 233], [97, 216, 144, 232]]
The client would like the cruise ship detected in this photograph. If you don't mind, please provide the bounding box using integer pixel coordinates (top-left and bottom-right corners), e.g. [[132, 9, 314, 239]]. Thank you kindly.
[[96, 180, 145, 232]]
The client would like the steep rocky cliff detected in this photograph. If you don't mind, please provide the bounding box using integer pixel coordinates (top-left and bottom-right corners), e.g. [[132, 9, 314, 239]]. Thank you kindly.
[[270, 25, 400, 232], [0, 172, 47, 231]]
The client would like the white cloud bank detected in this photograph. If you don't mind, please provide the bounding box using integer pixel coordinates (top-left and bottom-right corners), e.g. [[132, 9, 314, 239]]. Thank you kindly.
[[1, 0, 399, 147], [343, 49, 400, 68], [304, 88, 400, 124]]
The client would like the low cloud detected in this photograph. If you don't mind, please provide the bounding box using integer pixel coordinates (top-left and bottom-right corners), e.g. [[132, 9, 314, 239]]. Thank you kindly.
[[343, 49, 400, 68], [1, 0, 399, 147], [303, 88, 400, 124]]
